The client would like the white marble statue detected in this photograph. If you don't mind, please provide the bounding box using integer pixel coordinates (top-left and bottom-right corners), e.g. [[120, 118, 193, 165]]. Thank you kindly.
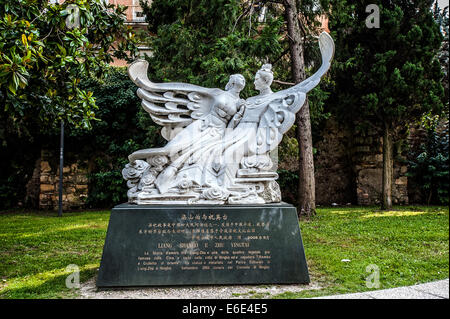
[[123, 31, 334, 205]]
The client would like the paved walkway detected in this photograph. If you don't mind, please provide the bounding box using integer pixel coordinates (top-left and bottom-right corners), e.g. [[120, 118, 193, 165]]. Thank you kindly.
[[315, 279, 449, 299], [79, 278, 448, 299]]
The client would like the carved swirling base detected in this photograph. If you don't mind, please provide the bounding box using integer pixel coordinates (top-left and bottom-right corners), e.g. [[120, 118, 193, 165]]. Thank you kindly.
[[122, 157, 282, 205]]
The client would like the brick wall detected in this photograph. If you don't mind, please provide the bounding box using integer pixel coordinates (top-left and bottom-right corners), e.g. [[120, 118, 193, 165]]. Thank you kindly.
[[314, 119, 355, 205], [352, 128, 409, 205], [37, 150, 89, 210]]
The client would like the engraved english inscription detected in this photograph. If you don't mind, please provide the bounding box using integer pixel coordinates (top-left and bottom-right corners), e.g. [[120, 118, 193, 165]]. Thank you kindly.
[[136, 212, 272, 274]]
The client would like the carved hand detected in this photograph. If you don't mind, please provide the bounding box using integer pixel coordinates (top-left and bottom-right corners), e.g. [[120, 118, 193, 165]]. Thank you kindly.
[[227, 101, 246, 129]]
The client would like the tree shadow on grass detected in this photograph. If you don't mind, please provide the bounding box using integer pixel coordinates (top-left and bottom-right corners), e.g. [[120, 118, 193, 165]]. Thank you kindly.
[[0, 268, 98, 299]]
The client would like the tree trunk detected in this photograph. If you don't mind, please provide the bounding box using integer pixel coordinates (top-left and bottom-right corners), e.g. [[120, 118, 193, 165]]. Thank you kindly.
[[381, 124, 393, 210], [284, 0, 316, 217], [295, 101, 316, 216]]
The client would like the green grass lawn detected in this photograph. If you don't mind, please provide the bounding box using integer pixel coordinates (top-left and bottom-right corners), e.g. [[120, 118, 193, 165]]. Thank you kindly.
[[0, 210, 109, 299], [0, 206, 448, 299], [275, 205, 449, 298]]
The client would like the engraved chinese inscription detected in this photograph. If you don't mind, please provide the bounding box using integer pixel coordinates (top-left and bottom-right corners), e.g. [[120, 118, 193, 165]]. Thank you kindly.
[[136, 212, 272, 274]]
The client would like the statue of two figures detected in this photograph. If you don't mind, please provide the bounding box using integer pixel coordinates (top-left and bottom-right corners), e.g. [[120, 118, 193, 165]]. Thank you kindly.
[[123, 32, 334, 205]]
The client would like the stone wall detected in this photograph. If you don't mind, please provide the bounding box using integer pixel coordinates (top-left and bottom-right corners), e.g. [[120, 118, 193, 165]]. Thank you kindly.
[[24, 158, 42, 208], [37, 150, 89, 210], [314, 119, 355, 205], [313, 118, 410, 206], [352, 128, 409, 205], [406, 125, 427, 204]]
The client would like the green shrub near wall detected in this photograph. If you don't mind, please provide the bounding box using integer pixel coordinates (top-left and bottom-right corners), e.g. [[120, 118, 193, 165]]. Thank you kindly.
[[408, 121, 449, 205]]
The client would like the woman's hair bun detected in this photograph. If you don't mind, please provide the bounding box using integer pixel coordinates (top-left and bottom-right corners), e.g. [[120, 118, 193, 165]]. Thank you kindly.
[[260, 64, 272, 72]]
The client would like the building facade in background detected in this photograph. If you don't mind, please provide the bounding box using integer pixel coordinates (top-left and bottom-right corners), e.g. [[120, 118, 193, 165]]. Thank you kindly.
[[50, 0, 152, 66], [108, 0, 152, 66]]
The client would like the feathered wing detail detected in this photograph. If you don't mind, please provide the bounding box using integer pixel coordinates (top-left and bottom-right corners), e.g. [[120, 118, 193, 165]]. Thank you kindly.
[[255, 92, 306, 154], [128, 59, 222, 141], [256, 32, 334, 154]]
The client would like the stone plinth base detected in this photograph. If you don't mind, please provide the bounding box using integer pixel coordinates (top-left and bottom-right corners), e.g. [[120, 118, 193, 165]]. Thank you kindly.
[[97, 203, 310, 287]]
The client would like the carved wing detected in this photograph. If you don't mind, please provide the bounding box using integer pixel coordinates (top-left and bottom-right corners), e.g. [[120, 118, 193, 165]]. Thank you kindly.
[[128, 59, 223, 141], [256, 32, 334, 154], [253, 94, 306, 155], [283, 31, 335, 96]]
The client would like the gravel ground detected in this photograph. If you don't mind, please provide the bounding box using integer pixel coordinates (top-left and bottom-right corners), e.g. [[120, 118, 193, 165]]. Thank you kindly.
[[78, 277, 321, 299]]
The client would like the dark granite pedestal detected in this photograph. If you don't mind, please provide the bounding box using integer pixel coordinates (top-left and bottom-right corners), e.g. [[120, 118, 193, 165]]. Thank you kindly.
[[97, 203, 310, 287]]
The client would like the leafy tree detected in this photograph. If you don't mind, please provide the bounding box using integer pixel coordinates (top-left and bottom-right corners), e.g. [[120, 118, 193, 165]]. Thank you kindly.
[[0, 0, 139, 209], [406, 2, 448, 206], [0, 67, 164, 210], [0, 0, 138, 133], [328, 0, 445, 209], [433, 1, 449, 102], [140, 0, 285, 96], [73, 68, 164, 207]]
